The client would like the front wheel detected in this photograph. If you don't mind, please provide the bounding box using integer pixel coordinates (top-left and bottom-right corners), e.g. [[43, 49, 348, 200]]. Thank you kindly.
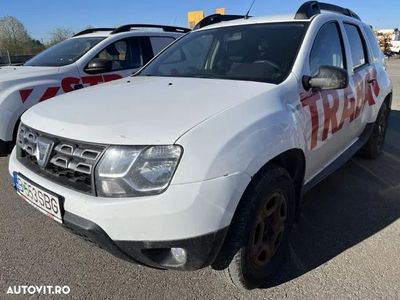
[[215, 165, 296, 289]]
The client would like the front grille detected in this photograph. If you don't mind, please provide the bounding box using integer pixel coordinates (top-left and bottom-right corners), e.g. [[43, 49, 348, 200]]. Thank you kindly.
[[17, 124, 106, 194]]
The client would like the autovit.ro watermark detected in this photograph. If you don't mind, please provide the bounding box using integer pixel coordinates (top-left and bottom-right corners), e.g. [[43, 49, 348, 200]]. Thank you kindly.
[[6, 285, 70, 295]]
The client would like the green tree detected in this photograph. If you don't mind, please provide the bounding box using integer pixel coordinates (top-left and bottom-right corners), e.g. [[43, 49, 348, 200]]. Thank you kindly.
[[48, 27, 74, 46], [28, 38, 46, 54], [0, 16, 31, 55], [0, 16, 45, 56]]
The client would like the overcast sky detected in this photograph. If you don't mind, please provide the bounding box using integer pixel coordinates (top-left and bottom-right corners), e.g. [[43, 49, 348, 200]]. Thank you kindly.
[[1, 0, 399, 41]]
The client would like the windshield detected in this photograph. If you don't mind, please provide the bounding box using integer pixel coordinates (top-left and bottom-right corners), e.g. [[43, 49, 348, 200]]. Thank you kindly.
[[139, 23, 306, 84], [25, 37, 105, 67]]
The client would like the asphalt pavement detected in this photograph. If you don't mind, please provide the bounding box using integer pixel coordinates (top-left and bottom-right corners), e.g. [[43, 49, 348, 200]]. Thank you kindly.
[[1, 59, 400, 299]]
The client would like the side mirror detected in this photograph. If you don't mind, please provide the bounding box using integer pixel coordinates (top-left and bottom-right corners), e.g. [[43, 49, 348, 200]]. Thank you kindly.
[[84, 58, 112, 74], [303, 66, 348, 91]]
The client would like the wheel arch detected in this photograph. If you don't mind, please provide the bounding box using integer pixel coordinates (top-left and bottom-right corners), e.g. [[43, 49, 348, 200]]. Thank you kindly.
[[250, 148, 306, 218], [384, 92, 392, 110], [212, 149, 306, 270]]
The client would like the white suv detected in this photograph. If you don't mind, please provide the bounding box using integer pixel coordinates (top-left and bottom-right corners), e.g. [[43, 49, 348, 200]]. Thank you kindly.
[[0, 24, 188, 156], [9, 2, 393, 289], [390, 29, 400, 54]]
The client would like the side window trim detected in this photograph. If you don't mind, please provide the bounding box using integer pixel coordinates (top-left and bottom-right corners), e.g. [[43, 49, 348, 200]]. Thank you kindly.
[[309, 21, 348, 74], [141, 36, 154, 65], [149, 35, 176, 40], [343, 22, 370, 72], [133, 36, 144, 68], [334, 21, 347, 70]]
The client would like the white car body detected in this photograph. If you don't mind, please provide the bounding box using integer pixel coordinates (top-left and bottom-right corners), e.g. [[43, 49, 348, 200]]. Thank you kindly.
[[390, 38, 400, 54], [9, 10, 393, 272], [0, 26, 187, 155]]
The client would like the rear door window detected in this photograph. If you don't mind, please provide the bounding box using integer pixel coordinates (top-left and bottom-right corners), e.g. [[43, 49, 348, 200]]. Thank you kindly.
[[93, 37, 143, 71], [344, 23, 368, 70], [363, 26, 382, 62]]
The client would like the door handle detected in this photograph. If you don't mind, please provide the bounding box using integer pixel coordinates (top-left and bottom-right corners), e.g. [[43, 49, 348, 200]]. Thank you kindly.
[[368, 79, 377, 84]]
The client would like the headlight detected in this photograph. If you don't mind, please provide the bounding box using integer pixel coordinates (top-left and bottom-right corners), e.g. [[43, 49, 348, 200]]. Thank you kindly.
[[95, 145, 183, 197]]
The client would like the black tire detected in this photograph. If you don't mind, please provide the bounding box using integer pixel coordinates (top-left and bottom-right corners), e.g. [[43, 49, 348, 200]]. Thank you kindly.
[[358, 102, 389, 159], [12, 118, 21, 143], [214, 164, 296, 290]]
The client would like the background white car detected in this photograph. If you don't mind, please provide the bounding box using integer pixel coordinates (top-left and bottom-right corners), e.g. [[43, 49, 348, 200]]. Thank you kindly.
[[390, 31, 400, 54], [0, 24, 189, 155]]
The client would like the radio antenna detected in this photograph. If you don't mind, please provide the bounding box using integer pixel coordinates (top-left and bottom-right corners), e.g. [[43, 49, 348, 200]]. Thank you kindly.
[[245, 0, 257, 19]]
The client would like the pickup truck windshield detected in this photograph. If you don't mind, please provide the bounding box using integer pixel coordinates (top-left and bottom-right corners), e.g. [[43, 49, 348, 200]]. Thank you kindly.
[[25, 37, 105, 67], [139, 23, 306, 84]]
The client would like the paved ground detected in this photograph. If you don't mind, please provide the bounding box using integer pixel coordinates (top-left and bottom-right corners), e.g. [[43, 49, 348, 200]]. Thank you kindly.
[[1, 59, 400, 299]]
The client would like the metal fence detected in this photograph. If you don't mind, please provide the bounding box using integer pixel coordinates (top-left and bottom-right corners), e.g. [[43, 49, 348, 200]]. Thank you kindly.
[[0, 50, 33, 66]]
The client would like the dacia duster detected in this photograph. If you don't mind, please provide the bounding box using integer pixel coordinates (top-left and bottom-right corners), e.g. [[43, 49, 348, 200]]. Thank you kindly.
[[9, 1, 393, 289]]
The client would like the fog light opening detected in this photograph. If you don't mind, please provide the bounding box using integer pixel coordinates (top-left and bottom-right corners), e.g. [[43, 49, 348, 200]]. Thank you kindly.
[[171, 247, 187, 265]]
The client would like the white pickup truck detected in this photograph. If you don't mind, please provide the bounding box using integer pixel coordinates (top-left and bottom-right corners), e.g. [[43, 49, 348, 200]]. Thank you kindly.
[[0, 24, 188, 155], [390, 29, 400, 54], [9, 1, 392, 290]]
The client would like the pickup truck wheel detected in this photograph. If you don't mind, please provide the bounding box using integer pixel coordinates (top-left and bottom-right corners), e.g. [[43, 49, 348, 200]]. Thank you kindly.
[[358, 102, 389, 159], [217, 165, 295, 289]]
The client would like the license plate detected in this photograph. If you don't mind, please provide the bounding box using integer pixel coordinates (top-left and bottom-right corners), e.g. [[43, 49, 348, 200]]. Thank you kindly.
[[14, 173, 63, 223]]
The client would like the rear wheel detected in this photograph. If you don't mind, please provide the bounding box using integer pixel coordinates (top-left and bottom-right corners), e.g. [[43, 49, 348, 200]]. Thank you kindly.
[[358, 102, 389, 159], [216, 165, 295, 289]]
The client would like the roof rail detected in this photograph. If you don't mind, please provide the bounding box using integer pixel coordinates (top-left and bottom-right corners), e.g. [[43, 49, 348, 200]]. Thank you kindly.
[[295, 1, 361, 21], [74, 28, 115, 37], [111, 24, 190, 34], [193, 14, 247, 30]]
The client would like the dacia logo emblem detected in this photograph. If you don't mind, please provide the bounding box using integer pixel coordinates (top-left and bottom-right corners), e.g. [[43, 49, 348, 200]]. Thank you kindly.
[[35, 137, 54, 168]]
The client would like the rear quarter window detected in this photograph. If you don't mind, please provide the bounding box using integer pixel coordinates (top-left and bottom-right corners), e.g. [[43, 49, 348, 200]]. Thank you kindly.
[[363, 26, 382, 62], [150, 37, 175, 55]]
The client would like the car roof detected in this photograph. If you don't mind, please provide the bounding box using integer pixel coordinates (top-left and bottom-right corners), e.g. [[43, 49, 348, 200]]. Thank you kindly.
[[71, 30, 185, 40], [72, 32, 113, 38], [196, 12, 365, 31], [194, 2, 364, 31], [71, 24, 190, 39], [195, 14, 304, 31]]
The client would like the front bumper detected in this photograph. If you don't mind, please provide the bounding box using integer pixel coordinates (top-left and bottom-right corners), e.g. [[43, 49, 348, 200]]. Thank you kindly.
[[63, 211, 227, 270], [0, 139, 13, 156], [9, 149, 251, 269]]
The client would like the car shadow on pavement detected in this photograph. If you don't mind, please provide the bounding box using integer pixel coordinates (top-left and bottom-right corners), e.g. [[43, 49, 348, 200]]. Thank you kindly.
[[265, 110, 400, 288]]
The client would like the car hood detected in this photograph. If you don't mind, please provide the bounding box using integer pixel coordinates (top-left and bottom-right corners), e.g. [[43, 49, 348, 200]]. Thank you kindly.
[[0, 66, 60, 89], [22, 76, 276, 145]]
